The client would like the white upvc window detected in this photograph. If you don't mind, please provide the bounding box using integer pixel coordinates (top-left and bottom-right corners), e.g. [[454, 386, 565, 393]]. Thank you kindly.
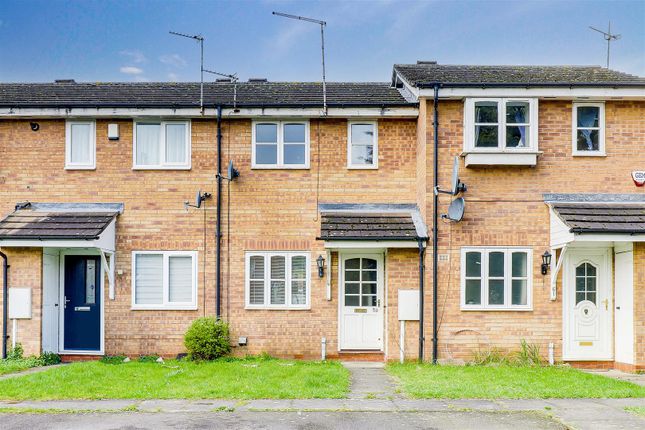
[[461, 247, 533, 311], [572, 102, 605, 156], [252, 120, 309, 169], [65, 120, 96, 169], [347, 120, 378, 169], [463, 98, 538, 152], [133, 120, 191, 169], [131, 251, 198, 310], [245, 251, 310, 309]]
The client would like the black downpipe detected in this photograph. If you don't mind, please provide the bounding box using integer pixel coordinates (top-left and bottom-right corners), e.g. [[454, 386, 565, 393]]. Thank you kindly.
[[432, 84, 440, 364], [216, 105, 223, 320], [418, 240, 425, 361], [1, 250, 7, 359]]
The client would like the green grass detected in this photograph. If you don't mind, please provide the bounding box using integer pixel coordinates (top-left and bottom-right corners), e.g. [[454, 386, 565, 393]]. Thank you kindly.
[[387, 363, 645, 399], [0, 358, 349, 400], [625, 406, 645, 417], [0, 358, 41, 375]]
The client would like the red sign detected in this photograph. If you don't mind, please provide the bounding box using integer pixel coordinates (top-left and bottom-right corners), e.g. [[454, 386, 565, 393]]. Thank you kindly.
[[632, 171, 645, 187]]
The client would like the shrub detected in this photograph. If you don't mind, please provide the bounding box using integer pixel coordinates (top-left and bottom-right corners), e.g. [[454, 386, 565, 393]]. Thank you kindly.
[[513, 340, 544, 366], [100, 355, 127, 365], [38, 352, 61, 366], [6, 343, 24, 360], [138, 355, 160, 363], [471, 347, 509, 366], [184, 317, 231, 361]]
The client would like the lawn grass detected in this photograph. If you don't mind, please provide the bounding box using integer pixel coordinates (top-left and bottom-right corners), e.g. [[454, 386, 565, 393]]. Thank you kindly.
[[625, 406, 645, 417], [0, 358, 349, 400], [0, 358, 41, 376], [387, 363, 645, 399]]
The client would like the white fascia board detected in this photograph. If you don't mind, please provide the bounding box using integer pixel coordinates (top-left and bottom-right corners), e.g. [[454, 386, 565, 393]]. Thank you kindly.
[[0, 239, 98, 248], [324, 240, 424, 249], [417, 87, 645, 100], [0, 106, 418, 118], [574, 233, 645, 243]]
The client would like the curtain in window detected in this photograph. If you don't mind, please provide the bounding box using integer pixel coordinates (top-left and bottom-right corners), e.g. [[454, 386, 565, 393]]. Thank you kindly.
[[169, 256, 192, 303], [513, 107, 526, 147], [165, 124, 186, 164], [70, 124, 91, 164], [350, 124, 375, 165], [135, 254, 163, 305], [578, 108, 597, 150], [136, 124, 161, 165]]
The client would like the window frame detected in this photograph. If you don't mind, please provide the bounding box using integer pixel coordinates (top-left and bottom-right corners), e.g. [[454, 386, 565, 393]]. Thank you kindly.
[[572, 102, 605, 157], [460, 247, 533, 311], [463, 98, 539, 153], [132, 119, 192, 170], [347, 120, 379, 169], [65, 120, 96, 170], [244, 251, 311, 310], [131, 250, 198, 310], [251, 120, 310, 169]]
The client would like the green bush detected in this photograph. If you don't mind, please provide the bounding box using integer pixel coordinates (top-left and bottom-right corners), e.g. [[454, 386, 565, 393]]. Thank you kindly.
[[7, 343, 24, 360], [100, 355, 127, 365], [184, 317, 231, 360], [138, 355, 160, 363], [512, 340, 544, 366], [37, 352, 61, 366]]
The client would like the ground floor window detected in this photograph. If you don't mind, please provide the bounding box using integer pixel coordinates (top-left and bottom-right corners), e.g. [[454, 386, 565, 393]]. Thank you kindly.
[[245, 251, 310, 309], [461, 247, 532, 310], [131, 251, 197, 310]]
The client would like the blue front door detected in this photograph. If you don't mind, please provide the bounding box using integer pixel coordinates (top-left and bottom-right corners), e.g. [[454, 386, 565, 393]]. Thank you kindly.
[[64, 255, 101, 351]]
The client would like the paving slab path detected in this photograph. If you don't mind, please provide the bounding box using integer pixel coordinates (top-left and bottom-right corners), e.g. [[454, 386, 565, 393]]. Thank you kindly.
[[341, 361, 401, 399], [582, 369, 645, 387]]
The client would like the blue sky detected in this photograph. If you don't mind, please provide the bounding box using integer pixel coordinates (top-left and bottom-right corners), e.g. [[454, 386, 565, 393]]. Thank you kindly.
[[1, 0, 643, 83]]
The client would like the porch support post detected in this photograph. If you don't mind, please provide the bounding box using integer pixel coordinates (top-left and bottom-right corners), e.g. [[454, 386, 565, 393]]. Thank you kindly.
[[100, 250, 115, 300], [550, 245, 568, 301]]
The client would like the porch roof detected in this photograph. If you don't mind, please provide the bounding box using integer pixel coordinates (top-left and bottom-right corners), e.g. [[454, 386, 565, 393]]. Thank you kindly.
[[550, 203, 645, 234]]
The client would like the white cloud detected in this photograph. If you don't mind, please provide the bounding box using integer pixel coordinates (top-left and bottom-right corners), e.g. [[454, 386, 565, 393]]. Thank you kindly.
[[120, 66, 144, 75], [159, 54, 187, 68], [168, 72, 179, 81], [119, 50, 147, 64]]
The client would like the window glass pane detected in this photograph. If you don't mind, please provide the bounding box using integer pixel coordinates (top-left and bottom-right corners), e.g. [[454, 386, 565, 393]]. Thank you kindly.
[[345, 271, 360, 282], [362, 259, 377, 270], [351, 144, 374, 165], [255, 123, 278, 143], [576, 264, 585, 277], [350, 124, 374, 145], [576, 292, 586, 304], [291, 280, 306, 305], [271, 256, 286, 280], [465, 279, 481, 305], [249, 281, 264, 305], [136, 123, 161, 165], [475, 126, 498, 147], [475, 101, 498, 123], [70, 123, 91, 164], [577, 106, 599, 128], [270, 257, 286, 305], [506, 125, 528, 148], [512, 252, 527, 277], [283, 123, 306, 143], [165, 123, 186, 163], [488, 279, 505, 305], [586, 277, 596, 292], [586, 292, 596, 304], [135, 254, 163, 305], [270, 281, 286, 305], [345, 295, 359, 306], [345, 283, 360, 294], [506, 101, 529, 123], [576, 276, 586, 290], [362, 296, 377, 306], [169, 256, 192, 303], [291, 256, 306, 279], [346, 258, 360, 269], [255, 144, 277, 164], [362, 271, 377, 282], [250, 256, 265, 279], [284, 144, 306, 165], [586, 264, 596, 277], [512, 279, 527, 305], [489, 252, 505, 277], [465, 252, 481, 277], [362, 283, 377, 295], [85, 259, 96, 304], [576, 130, 599, 151]]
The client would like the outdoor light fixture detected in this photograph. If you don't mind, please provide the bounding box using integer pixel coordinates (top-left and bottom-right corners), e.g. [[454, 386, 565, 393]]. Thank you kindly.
[[316, 255, 325, 278], [541, 251, 552, 275]]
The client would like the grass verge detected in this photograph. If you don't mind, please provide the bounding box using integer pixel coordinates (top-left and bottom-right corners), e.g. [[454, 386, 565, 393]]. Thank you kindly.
[[387, 363, 645, 399], [0, 358, 42, 376], [0, 358, 349, 400]]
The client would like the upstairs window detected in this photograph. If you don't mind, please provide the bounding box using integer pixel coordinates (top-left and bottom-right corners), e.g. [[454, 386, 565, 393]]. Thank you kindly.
[[461, 247, 532, 310], [133, 120, 191, 169], [572, 103, 605, 156], [65, 120, 96, 169], [464, 98, 538, 152], [245, 252, 310, 309], [252, 121, 309, 169], [348, 121, 378, 168]]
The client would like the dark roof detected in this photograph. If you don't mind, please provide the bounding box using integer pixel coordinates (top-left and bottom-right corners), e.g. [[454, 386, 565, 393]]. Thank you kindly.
[[0, 82, 413, 109], [319, 213, 421, 241], [552, 203, 645, 234], [393, 64, 645, 88], [0, 211, 117, 240]]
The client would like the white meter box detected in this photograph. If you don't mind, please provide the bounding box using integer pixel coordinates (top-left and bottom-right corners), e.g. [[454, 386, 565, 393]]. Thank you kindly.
[[9, 288, 32, 319], [398, 289, 420, 321]]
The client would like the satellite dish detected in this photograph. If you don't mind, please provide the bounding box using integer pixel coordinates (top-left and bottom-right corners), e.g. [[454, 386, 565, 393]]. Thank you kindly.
[[450, 156, 467, 195], [195, 189, 204, 208], [227, 160, 240, 181], [445, 197, 465, 222]]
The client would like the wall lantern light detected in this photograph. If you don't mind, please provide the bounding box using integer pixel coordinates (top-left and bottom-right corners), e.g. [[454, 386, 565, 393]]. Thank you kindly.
[[541, 251, 552, 275], [316, 255, 325, 278]]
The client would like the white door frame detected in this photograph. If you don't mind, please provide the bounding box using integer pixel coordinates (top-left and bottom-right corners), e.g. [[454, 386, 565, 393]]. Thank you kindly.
[[562, 247, 612, 361], [337, 250, 385, 351], [58, 249, 105, 355]]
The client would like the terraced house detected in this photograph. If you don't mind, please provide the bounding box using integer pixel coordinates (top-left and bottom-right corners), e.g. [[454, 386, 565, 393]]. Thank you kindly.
[[0, 63, 643, 371]]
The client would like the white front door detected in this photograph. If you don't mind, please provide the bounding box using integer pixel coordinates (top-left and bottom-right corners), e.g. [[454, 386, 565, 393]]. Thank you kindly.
[[339, 253, 384, 350], [563, 249, 612, 361]]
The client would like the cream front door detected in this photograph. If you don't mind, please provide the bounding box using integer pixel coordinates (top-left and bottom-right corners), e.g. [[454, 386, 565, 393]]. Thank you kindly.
[[563, 249, 612, 361], [339, 254, 384, 350]]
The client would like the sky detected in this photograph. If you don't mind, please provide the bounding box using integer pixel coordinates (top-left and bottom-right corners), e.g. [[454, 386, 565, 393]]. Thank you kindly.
[[0, 0, 644, 83]]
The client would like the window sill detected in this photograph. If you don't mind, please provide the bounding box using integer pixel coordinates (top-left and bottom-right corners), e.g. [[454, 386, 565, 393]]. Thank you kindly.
[[463, 151, 539, 167], [461, 306, 533, 312], [132, 166, 192, 171], [65, 165, 96, 170], [251, 165, 310, 170], [572, 152, 606, 157], [245, 305, 311, 311], [131, 306, 198, 311], [347, 165, 379, 170]]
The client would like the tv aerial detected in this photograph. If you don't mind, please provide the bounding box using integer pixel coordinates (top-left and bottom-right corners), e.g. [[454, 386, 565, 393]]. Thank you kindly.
[[217, 160, 240, 182], [184, 190, 212, 209], [589, 21, 621, 69], [436, 156, 467, 222]]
